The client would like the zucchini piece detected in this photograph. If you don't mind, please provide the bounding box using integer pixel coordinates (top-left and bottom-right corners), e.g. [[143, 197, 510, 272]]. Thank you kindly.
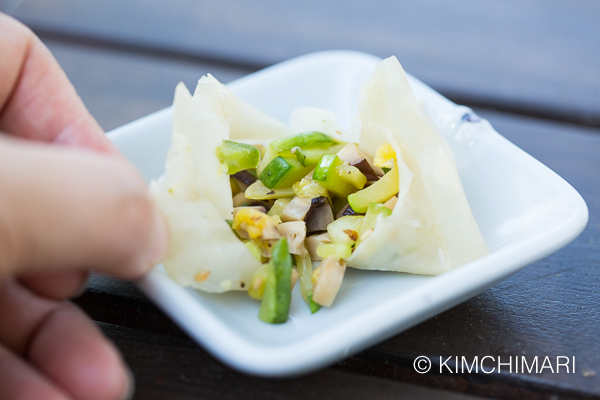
[[267, 197, 293, 219], [316, 243, 352, 259], [336, 163, 367, 189], [293, 179, 330, 199], [347, 166, 399, 213], [294, 253, 321, 314], [245, 181, 295, 200], [327, 215, 364, 245], [260, 156, 313, 189], [256, 145, 279, 176], [244, 241, 263, 262], [248, 263, 271, 300], [259, 238, 293, 324], [296, 143, 345, 167], [271, 131, 333, 153], [358, 202, 392, 244], [216, 140, 260, 174], [312, 155, 357, 198]]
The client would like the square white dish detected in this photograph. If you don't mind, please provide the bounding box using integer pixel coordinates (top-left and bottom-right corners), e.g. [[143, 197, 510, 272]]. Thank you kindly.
[[107, 50, 588, 377]]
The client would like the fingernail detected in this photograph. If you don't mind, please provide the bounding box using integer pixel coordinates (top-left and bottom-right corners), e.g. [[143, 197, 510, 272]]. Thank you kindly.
[[120, 367, 135, 400], [140, 208, 169, 271]]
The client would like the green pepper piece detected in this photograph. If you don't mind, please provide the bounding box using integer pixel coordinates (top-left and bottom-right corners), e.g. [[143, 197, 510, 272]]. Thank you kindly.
[[312, 155, 357, 198], [270, 131, 333, 153], [259, 238, 292, 324], [294, 254, 321, 314], [216, 140, 260, 175], [347, 166, 399, 213], [259, 156, 313, 189]]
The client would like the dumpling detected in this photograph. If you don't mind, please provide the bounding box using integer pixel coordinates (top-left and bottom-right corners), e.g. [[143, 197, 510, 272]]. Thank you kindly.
[[152, 56, 488, 296], [347, 56, 488, 274], [149, 75, 288, 292]]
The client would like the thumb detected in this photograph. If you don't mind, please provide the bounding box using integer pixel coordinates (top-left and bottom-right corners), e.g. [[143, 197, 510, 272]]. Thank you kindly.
[[0, 136, 168, 278]]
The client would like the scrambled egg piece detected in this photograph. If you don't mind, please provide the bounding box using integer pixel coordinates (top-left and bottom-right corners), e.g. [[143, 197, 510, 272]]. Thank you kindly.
[[373, 143, 396, 169], [232, 208, 280, 240]]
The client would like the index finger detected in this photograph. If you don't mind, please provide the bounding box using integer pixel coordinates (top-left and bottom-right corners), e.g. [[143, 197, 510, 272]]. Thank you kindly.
[[0, 12, 117, 154]]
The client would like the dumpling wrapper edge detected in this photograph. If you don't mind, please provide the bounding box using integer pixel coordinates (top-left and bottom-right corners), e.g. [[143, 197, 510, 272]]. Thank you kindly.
[[348, 56, 489, 274], [149, 76, 288, 292]]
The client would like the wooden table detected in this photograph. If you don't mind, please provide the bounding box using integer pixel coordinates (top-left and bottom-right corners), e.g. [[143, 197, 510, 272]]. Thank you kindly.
[[3, 1, 599, 398]]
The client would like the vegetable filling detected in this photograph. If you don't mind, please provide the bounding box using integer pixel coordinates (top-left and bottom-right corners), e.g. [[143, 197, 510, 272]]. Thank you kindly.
[[219, 134, 398, 323]]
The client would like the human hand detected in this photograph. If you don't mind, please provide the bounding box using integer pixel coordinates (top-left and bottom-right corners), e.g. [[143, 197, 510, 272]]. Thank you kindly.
[[0, 13, 168, 400]]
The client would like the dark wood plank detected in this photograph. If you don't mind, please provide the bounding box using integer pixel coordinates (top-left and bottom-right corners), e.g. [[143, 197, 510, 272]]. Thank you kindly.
[[4, 0, 600, 127], [44, 40, 253, 131], [97, 321, 490, 400]]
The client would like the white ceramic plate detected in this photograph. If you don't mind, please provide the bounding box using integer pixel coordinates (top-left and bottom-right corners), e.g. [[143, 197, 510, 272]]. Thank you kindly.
[[107, 51, 588, 377]]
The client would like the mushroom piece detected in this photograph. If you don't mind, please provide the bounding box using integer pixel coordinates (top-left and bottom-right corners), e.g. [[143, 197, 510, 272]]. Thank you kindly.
[[232, 170, 257, 186], [336, 203, 361, 219], [312, 256, 347, 307], [281, 196, 312, 222], [350, 159, 380, 182], [336, 143, 384, 180], [305, 232, 331, 261], [304, 196, 334, 234], [276, 221, 308, 257], [233, 192, 249, 208]]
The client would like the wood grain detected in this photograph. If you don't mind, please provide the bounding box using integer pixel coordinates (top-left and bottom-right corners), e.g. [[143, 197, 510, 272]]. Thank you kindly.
[[98, 322, 491, 400], [4, 0, 600, 127], [43, 40, 252, 131]]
